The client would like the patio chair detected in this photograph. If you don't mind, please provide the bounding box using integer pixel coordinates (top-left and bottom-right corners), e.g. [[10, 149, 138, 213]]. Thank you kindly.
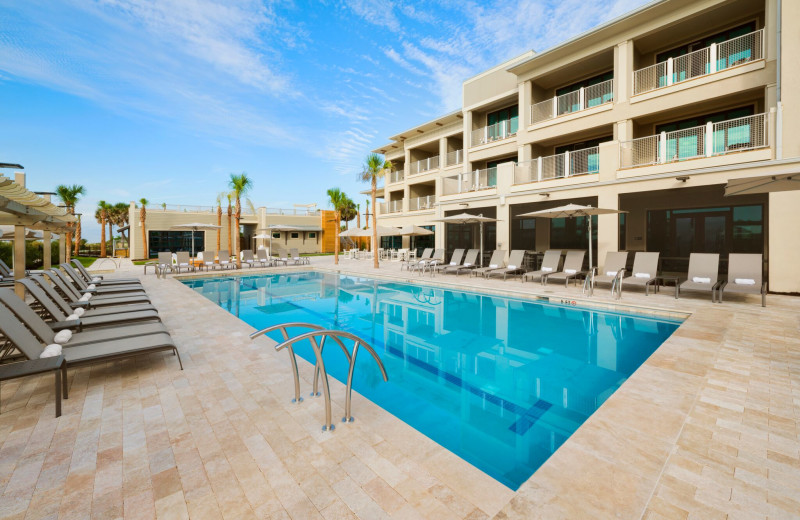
[[215, 250, 234, 270], [156, 252, 174, 276], [289, 248, 309, 265], [543, 251, 586, 287], [25, 276, 155, 318], [61, 262, 143, 290], [273, 249, 290, 266], [60, 263, 145, 296], [592, 252, 629, 297], [70, 259, 139, 285], [470, 250, 507, 278], [406, 248, 433, 272], [522, 250, 561, 284], [174, 252, 196, 274], [256, 248, 273, 267], [432, 249, 464, 275], [44, 270, 151, 307], [620, 252, 660, 296], [443, 249, 479, 275], [678, 253, 721, 301], [198, 251, 216, 271], [241, 250, 257, 268], [420, 249, 445, 275], [0, 293, 181, 378], [486, 250, 527, 280], [717, 253, 766, 307]]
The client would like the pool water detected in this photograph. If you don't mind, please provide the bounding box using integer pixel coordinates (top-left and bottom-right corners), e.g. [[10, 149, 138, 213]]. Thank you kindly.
[[182, 271, 680, 489]]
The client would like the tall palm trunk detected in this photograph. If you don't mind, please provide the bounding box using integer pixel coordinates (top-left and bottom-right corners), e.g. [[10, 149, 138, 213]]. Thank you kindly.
[[100, 215, 107, 258], [235, 197, 242, 268], [216, 204, 222, 251], [74, 214, 82, 257], [108, 221, 113, 257], [65, 207, 74, 262], [371, 178, 378, 268], [227, 203, 232, 256], [140, 208, 147, 259], [334, 210, 340, 265]]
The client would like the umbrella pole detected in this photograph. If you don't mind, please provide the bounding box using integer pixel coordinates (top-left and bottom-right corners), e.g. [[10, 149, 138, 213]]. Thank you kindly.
[[479, 222, 484, 268]]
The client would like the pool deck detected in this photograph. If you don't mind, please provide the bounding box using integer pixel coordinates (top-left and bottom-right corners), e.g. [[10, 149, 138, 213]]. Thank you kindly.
[[1, 256, 798, 519]]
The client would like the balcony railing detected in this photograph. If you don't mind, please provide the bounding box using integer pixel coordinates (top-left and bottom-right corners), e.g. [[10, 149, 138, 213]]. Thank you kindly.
[[470, 117, 519, 147], [442, 168, 498, 195], [445, 149, 463, 167], [619, 113, 768, 168], [409, 195, 435, 211], [264, 207, 320, 216], [633, 29, 764, 95], [514, 146, 600, 184], [409, 156, 440, 175], [530, 79, 614, 124], [387, 169, 404, 184], [154, 204, 216, 213]]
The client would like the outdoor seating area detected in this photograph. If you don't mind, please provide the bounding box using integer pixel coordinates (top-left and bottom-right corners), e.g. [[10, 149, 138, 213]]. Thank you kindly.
[[144, 248, 313, 276]]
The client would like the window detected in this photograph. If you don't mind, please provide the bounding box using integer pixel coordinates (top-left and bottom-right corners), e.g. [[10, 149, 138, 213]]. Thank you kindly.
[[655, 106, 755, 161], [290, 232, 299, 239], [147, 231, 204, 258], [511, 217, 536, 251], [619, 213, 627, 251], [380, 236, 401, 249], [272, 232, 281, 239], [555, 71, 614, 112], [486, 158, 515, 187], [555, 137, 610, 175], [413, 226, 435, 257], [308, 232, 316, 239], [550, 215, 597, 262], [486, 106, 519, 138]]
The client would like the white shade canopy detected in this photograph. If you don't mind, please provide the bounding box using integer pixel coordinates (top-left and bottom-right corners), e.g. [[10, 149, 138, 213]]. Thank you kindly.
[[169, 223, 222, 231], [724, 172, 800, 196], [397, 225, 434, 236], [340, 226, 400, 238], [252, 233, 272, 239], [431, 212, 499, 224]]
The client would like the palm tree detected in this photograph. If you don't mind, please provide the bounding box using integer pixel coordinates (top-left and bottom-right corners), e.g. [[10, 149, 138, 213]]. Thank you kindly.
[[365, 199, 370, 229], [226, 192, 233, 256], [228, 173, 254, 268], [215, 192, 224, 251], [95, 201, 109, 258], [74, 215, 83, 257], [327, 187, 348, 265], [55, 184, 85, 262], [112, 202, 130, 252], [359, 154, 392, 268], [139, 198, 149, 259]]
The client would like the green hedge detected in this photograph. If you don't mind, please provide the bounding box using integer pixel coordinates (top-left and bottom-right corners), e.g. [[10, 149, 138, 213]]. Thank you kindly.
[[0, 241, 61, 270]]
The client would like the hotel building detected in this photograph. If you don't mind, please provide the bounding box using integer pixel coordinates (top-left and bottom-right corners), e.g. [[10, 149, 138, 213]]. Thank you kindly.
[[373, 0, 800, 293]]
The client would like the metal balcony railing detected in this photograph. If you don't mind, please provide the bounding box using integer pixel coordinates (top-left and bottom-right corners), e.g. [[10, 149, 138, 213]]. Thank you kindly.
[[530, 79, 613, 124], [619, 113, 768, 168], [387, 169, 404, 184], [409, 156, 439, 175], [633, 29, 764, 95], [442, 168, 498, 195], [445, 149, 463, 167], [408, 195, 435, 211], [470, 117, 519, 147], [513, 146, 600, 184]]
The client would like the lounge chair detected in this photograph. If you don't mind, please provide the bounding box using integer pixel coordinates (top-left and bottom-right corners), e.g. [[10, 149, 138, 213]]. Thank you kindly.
[[470, 250, 506, 278], [70, 259, 139, 285], [420, 249, 445, 275], [273, 249, 289, 266], [241, 250, 257, 268], [214, 250, 234, 270], [61, 262, 143, 290], [60, 263, 145, 296], [443, 249, 479, 276], [432, 249, 464, 275], [199, 251, 216, 271], [0, 292, 181, 377], [487, 250, 526, 280], [717, 253, 766, 306], [44, 270, 150, 307], [591, 252, 628, 297], [155, 252, 174, 276], [406, 248, 432, 272], [0, 289, 168, 347], [522, 250, 561, 284], [289, 248, 309, 265], [678, 253, 720, 301], [620, 252, 660, 296], [174, 252, 196, 274], [543, 251, 586, 287], [256, 248, 273, 267]]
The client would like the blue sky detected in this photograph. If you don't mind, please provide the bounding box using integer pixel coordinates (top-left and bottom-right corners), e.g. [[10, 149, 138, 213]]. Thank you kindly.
[[0, 0, 647, 241]]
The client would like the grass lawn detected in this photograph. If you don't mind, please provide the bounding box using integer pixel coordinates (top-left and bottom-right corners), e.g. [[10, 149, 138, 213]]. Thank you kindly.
[[72, 257, 96, 268]]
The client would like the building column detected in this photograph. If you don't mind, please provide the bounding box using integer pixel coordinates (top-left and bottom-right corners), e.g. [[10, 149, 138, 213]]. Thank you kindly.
[[14, 225, 26, 298], [439, 136, 447, 166], [614, 40, 634, 104], [597, 191, 619, 272], [769, 191, 800, 293], [42, 230, 52, 269], [462, 110, 472, 170], [59, 233, 66, 263], [403, 185, 410, 214], [518, 80, 531, 128]]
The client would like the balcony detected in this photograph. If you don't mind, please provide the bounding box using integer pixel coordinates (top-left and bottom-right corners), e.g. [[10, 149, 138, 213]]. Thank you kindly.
[[409, 195, 435, 211], [387, 169, 404, 184], [530, 79, 614, 125], [445, 149, 463, 167], [633, 29, 764, 95], [409, 156, 440, 175], [514, 146, 600, 184], [470, 118, 518, 148], [442, 168, 497, 195], [379, 200, 403, 214], [619, 113, 768, 168]]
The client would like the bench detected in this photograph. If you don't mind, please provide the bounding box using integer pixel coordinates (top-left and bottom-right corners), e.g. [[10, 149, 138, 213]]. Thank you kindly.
[[0, 356, 67, 417]]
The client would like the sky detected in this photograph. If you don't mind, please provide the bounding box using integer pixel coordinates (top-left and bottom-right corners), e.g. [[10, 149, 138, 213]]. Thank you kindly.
[[0, 0, 649, 241]]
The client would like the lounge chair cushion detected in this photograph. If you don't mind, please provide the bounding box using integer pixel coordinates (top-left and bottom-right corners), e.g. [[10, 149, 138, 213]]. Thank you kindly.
[[41, 344, 62, 358]]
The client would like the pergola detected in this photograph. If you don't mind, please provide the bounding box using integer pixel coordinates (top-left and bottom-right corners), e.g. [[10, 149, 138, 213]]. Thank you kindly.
[[0, 171, 75, 296]]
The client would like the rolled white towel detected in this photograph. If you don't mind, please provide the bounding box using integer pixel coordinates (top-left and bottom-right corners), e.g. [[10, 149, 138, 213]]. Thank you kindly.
[[87, 284, 96, 290], [564, 268, 577, 275], [634, 272, 651, 279], [73, 307, 85, 317], [463, 263, 472, 267], [489, 264, 498, 269], [692, 276, 711, 284], [541, 267, 553, 272], [179, 262, 189, 267], [40, 344, 62, 358], [735, 278, 756, 285], [507, 265, 516, 270], [66, 313, 79, 321], [606, 271, 617, 277], [91, 277, 101, 283], [54, 329, 72, 344], [79, 293, 92, 302], [449, 262, 457, 266]]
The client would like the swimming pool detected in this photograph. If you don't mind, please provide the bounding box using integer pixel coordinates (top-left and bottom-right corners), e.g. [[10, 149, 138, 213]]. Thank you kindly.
[[182, 271, 681, 489]]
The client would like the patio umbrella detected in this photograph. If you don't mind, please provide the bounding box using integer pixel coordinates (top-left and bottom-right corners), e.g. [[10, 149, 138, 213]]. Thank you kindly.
[[431, 213, 499, 267], [340, 226, 400, 237], [397, 225, 434, 236], [517, 203, 626, 273], [169, 223, 221, 257], [724, 173, 799, 196], [253, 232, 272, 253]]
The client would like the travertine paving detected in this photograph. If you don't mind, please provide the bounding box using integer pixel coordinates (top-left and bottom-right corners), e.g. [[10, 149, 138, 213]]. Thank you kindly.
[[0, 256, 798, 519]]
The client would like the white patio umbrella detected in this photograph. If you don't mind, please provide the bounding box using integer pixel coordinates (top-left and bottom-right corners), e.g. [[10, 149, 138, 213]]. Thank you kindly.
[[253, 232, 272, 253], [431, 213, 499, 267], [724, 172, 800, 196], [397, 225, 434, 236], [340, 226, 400, 237], [516, 203, 626, 273], [169, 223, 221, 257]]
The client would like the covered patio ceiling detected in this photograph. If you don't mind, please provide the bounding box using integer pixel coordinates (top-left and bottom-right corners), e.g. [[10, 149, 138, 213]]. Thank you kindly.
[[0, 174, 75, 232]]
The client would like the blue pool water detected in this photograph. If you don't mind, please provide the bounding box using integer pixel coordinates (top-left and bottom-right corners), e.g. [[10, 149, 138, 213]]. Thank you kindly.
[[182, 271, 680, 489]]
